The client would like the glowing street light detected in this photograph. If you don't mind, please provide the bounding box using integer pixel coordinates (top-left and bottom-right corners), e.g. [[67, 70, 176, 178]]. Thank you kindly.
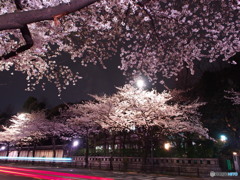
[[220, 135, 227, 142], [72, 140, 79, 147], [0, 146, 6, 150], [164, 143, 171, 151], [233, 152, 237, 156], [136, 79, 145, 89], [69, 140, 80, 157]]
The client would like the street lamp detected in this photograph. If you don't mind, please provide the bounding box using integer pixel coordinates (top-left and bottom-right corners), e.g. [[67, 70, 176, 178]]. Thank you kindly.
[[164, 143, 171, 151], [72, 140, 79, 147], [136, 79, 145, 89], [0, 146, 6, 150], [233, 152, 239, 172], [233, 152, 237, 156], [220, 135, 227, 142], [69, 140, 80, 157]]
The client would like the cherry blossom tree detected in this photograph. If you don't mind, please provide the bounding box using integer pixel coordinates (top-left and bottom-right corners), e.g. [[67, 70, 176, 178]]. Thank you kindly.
[[0, 111, 68, 158], [0, 0, 239, 92], [0, 113, 34, 157], [32, 114, 69, 158], [89, 85, 208, 136], [0, 112, 46, 157], [0, 130, 19, 157], [61, 105, 101, 168], [68, 85, 209, 165], [19, 111, 69, 158]]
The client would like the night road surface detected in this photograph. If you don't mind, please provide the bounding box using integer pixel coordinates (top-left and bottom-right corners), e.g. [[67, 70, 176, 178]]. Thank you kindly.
[[0, 164, 238, 180], [0, 165, 113, 180]]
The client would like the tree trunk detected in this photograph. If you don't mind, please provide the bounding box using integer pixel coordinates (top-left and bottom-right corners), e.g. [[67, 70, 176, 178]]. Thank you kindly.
[[84, 135, 89, 168], [27, 146, 30, 157], [103, 133, 107, 155], [17, 143, 22, 157], [93, 138, 96, 155], [121, 132, 126, 157], [51, 137, 57, 166], [5, 142, 10, 162], [150, 139, 154, 168], [110, 151, 113, 171], [141, 137, 150, 171], [32, 142, 37, 157], [186, 138, 193, 158], [6, 142, 10, 157], [32, 142, 37, 165], [52, 137, 56, 158], [110, 134, 116, 171]]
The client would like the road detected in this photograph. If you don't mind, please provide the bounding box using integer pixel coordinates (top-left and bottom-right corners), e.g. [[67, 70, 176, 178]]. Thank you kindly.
[[0, 164, 238, 180]]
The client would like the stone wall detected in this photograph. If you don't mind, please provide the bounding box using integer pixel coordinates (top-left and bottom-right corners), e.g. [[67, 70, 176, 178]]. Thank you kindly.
[[73, 156, 221, 177], [0, 148, 222, 177]]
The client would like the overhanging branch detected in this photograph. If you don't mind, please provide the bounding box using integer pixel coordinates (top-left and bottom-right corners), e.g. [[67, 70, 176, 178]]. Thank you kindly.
[[1, 0, 33, 60], [137, 1, 164, 42], [2, 26, 33, 60], [0, 0, 99, 31], [0, 0, 99, 60]]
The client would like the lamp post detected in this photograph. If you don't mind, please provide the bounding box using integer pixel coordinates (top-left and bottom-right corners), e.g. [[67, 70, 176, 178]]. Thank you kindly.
[[69, 140, 80, 157], [233, 152, 239, 172]]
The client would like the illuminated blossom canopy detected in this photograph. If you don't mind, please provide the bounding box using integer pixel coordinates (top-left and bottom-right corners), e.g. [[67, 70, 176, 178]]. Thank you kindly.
[[0, 113, 45, 146], [67, 85, 209, 138], [0, 0, 239, 93]]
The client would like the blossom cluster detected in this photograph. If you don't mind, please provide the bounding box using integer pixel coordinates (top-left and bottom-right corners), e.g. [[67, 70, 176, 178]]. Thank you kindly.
[[0, 0, 239, 92]]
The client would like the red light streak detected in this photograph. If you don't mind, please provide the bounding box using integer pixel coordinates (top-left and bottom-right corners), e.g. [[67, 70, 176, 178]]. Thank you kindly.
[[0, 169, 70, 180], [0, 166, 114, 180]]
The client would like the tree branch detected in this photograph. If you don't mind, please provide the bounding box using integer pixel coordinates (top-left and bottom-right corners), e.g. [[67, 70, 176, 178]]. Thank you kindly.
[[1, 0, 34, 60], [137, 1, 164, 42], [14, 0, 23, 10], [0, 0, 99, 31], [0, 0, 99, 60], [2, 26, 34, 60]]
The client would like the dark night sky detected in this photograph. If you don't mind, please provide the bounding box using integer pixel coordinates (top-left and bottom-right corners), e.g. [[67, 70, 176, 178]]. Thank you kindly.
[[0, 53, 172, 113], [0, 56, 128, 113], [0, 52, 234, 114]]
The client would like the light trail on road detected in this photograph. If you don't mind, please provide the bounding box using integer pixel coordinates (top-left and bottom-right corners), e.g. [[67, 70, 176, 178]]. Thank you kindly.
[[0, 166, 114, 180], [0, 168, 70, 180], [0, 156, 72, 162]]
